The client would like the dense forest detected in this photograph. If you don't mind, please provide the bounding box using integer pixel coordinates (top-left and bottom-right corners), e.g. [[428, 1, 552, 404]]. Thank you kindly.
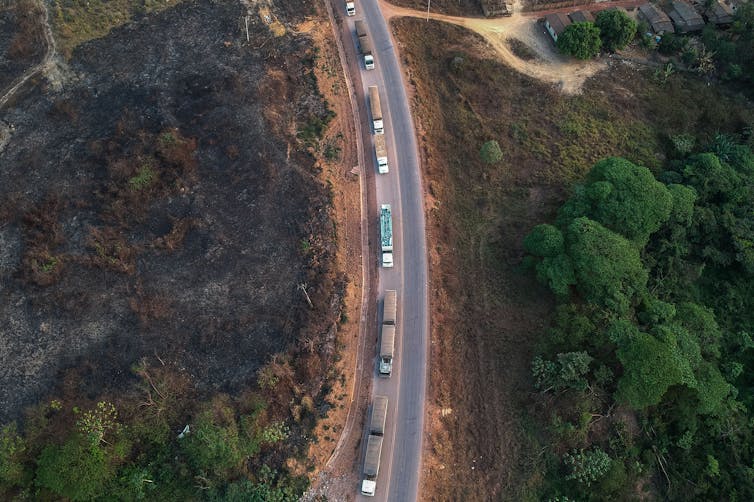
[[525, 136, 754, 500]]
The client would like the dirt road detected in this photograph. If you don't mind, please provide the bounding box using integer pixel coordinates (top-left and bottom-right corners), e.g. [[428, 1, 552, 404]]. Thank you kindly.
[[379, 0, 643, 93], [0, 0, 56, 109]]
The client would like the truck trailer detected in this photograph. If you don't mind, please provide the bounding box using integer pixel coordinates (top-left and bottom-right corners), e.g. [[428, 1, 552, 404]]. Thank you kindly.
[[345, 0, 355, 16], [383, 289, 397, 325], [380, 204, 393, 267], [355, 20, 375, 69], [361, 434, 384, 496], [379, 325, 395, 376], [374, 134, 388, 174], [370, 395, 388, 435], [368, 85, 383, 134]]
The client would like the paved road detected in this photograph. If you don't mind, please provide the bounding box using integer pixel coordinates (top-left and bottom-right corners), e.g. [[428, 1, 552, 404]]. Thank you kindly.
[[338, 1, 430, 500]]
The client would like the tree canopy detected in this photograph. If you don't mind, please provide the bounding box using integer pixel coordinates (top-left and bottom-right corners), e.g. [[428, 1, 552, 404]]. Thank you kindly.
[[525, 143, 754, 500], [595, 9, 637, 52], [557, 22, 602, 59]]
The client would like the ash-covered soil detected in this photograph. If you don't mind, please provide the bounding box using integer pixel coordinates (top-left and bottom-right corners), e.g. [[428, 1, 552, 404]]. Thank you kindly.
[[0, 0, 336, 422]]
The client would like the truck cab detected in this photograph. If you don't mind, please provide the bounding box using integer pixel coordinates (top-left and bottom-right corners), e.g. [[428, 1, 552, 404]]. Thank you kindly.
[[364, 53, 375, 70], [382, 251, 393, 268], [361, 479, 377, 496], [346, 1, 355, 16], [379, 355, 392, 375]]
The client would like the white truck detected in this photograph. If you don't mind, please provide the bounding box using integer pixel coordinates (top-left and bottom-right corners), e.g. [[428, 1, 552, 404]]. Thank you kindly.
[[380, 204, 393, 268], [368, 85, 383, 134], [374, 134, 388, 174], [355, 20, 375, 70], [361, 434, 384, 496], [345, 0, 355, 16]]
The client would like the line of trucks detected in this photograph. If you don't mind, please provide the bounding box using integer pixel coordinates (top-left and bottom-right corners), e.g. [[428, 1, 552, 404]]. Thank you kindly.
[[361, 290, 398, 496], [343, 6, 401, 497]]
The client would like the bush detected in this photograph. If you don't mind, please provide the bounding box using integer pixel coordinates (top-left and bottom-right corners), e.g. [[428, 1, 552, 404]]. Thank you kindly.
[[480, 140, 503, 164]]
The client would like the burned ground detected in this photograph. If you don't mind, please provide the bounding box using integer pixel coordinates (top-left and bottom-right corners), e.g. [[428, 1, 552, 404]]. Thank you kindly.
[[0, 0, 339, 423]]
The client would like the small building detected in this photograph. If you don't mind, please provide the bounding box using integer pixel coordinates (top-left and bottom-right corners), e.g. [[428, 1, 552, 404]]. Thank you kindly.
[[544, 13, 572, 42], [706, 0, 734, 25], [481, 0, 513, 17], [638, 3, 675, 34], [569, 10, 595, 23], [666, 0, 705, 33]]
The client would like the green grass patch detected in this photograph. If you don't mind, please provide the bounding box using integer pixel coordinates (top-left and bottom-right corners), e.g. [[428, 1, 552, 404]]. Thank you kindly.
[[52, 0, 187, 57], [128, 164, 156, 191]]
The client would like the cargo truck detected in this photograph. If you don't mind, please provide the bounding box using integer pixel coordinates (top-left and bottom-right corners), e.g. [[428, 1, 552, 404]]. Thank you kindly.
[[374, 134, 388, 174], [345, 0, 355, 16], [368, 86, 383, 134], [361, 434, 384, 496], [383, 289, 397, 325], [355, 20, 375, 70], [380, 204, 393, 268], [370, 395, 388, 435], [379, 325, 395, 376]]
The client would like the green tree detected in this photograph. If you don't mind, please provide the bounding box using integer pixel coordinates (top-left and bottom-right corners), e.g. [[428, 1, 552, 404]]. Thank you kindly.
[[532, 351, 593, 392], [0, 423, 27, 491], [614, 327, 686, 409], [557, 22, 602, 59], [524, 224, 564, 257], [559, 157, 673, 245], [565, 217, 648, 313], [563, 448, 612, 486], [595, 9, 637, 52], [181, 410, 243, 479], [480, 140, 503, 164], [36, 436, 112, 501]]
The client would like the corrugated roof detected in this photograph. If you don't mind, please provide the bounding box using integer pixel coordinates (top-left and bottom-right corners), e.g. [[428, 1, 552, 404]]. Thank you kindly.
[[569, 10, 595, 23], [545, 13, 572, 35], [639, 3, 675, 33]]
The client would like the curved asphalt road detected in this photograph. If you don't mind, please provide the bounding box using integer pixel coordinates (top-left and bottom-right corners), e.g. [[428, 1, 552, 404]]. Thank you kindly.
[[340, 1, 430, 500]]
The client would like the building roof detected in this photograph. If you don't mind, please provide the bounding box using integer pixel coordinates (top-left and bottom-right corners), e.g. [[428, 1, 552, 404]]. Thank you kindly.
[[569, 10, 595, 23], [666, 0, 705, 32], [706, 0, 734, 24], [639, 3, 675, 33], [545, 12, 573, 36]]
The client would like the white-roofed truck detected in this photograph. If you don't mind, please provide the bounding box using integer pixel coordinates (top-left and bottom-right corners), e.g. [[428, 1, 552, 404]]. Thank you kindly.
[[346, 0, 355, 16], [361, 434, 384, 496], [355, 20, 375, 70], [380, 204, 393, 268], [374, 134, 388, 174], [368, 85, 383, 134]]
